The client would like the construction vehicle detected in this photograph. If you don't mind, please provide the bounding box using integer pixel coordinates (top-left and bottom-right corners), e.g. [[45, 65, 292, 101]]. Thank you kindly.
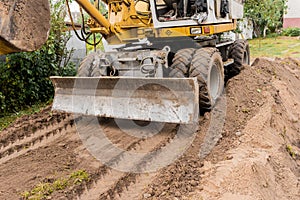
[[0, 0, 249, 124]]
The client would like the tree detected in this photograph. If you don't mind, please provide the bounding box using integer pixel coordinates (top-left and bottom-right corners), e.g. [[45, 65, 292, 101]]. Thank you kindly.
[[244, 0, 287, 37]]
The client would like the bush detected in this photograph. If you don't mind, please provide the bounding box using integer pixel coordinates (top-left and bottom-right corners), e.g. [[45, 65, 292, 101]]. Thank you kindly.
[[0, 0, 76, 116], [282, 27, 300, 37]]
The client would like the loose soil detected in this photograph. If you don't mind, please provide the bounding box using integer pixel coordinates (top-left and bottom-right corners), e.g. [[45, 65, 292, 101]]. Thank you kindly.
[[0, 57, 299, 200], [0, 0, 50, 52]]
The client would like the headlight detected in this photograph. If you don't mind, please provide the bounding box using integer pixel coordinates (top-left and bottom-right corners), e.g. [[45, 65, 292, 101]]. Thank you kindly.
[[190, 27, 202, 34]]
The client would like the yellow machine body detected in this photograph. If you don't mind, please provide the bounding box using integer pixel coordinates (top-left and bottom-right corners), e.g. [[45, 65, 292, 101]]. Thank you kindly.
[[75, 0, 239, 44], [0, 0, 246, 124]]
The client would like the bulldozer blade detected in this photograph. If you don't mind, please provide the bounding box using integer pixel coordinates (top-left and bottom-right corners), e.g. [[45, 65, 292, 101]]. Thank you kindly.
[[51, 77, 199, 124]]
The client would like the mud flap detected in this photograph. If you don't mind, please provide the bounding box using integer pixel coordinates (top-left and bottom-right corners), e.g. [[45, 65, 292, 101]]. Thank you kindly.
[[51, 77, 199, 124]]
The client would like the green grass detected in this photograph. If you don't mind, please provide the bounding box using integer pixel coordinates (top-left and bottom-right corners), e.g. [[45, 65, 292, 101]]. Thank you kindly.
[[286, 144, 296, 159], [249, 36, 300, 58], [0, 101, 51, 131], [21, 170, 90, 200]]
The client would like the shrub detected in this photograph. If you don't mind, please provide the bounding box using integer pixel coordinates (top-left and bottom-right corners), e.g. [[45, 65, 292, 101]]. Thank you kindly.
[[282, 27, 300, 37]]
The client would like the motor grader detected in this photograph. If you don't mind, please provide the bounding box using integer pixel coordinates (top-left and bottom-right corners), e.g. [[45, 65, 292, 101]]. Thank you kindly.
[[0, 0, 249, 124]]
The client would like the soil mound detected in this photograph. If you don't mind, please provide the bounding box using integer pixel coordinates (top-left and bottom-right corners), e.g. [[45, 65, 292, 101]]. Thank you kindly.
[[192, 57, 300, 199]]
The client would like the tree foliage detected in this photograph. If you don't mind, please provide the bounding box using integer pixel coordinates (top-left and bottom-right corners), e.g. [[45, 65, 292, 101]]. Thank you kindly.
[[0, 0, 76, 115], [244, 0, 287, 37]]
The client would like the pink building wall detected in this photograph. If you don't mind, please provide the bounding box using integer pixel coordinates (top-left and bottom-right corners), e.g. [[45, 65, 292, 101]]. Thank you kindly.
[[283, 18, 300, 28], [283, 0, 300, 28]]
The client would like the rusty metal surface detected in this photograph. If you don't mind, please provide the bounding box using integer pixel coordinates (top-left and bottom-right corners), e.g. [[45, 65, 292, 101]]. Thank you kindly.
[[51, 76, 199, 124]]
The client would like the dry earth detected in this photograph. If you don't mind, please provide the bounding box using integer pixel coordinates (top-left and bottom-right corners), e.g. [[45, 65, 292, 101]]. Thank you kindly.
[[0, 0, 50, 52], [0, 57, 299, 200]]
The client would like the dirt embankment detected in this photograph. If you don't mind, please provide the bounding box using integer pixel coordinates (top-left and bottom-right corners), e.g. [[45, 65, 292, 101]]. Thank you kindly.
[[191, 57, 300, 200], [0, 57, 299, 200]]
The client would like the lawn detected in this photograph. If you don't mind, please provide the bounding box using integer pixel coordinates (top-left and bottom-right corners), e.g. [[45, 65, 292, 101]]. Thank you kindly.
[[248, 36, 300, 58]]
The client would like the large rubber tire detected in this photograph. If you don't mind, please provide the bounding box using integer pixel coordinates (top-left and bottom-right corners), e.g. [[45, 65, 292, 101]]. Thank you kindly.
[[227, 39, 250, 77], [77, 52, 107, 77], [169, 48, 196, 78], [189, 48, 224, 110], [77, 52, 109, 122]]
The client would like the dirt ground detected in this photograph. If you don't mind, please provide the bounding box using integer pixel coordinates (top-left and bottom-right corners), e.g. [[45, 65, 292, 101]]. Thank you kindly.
[[0, 57, 299, 199]]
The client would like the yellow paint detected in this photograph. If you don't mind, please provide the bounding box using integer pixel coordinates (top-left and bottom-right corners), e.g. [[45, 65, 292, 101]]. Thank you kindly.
[[0, 40, 19, 55], [76, 0, 237, 43], [76, 0, 111, 31]]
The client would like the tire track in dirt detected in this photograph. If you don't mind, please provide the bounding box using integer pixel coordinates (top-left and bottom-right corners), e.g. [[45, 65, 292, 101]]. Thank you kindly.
[[98, 130, 177, 200], [0, 108, 200, 200], [74, 120, 178, 200], [0, 106, 69, 149], [0, 108, 83, 199], [0, 114, 77, 164]]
